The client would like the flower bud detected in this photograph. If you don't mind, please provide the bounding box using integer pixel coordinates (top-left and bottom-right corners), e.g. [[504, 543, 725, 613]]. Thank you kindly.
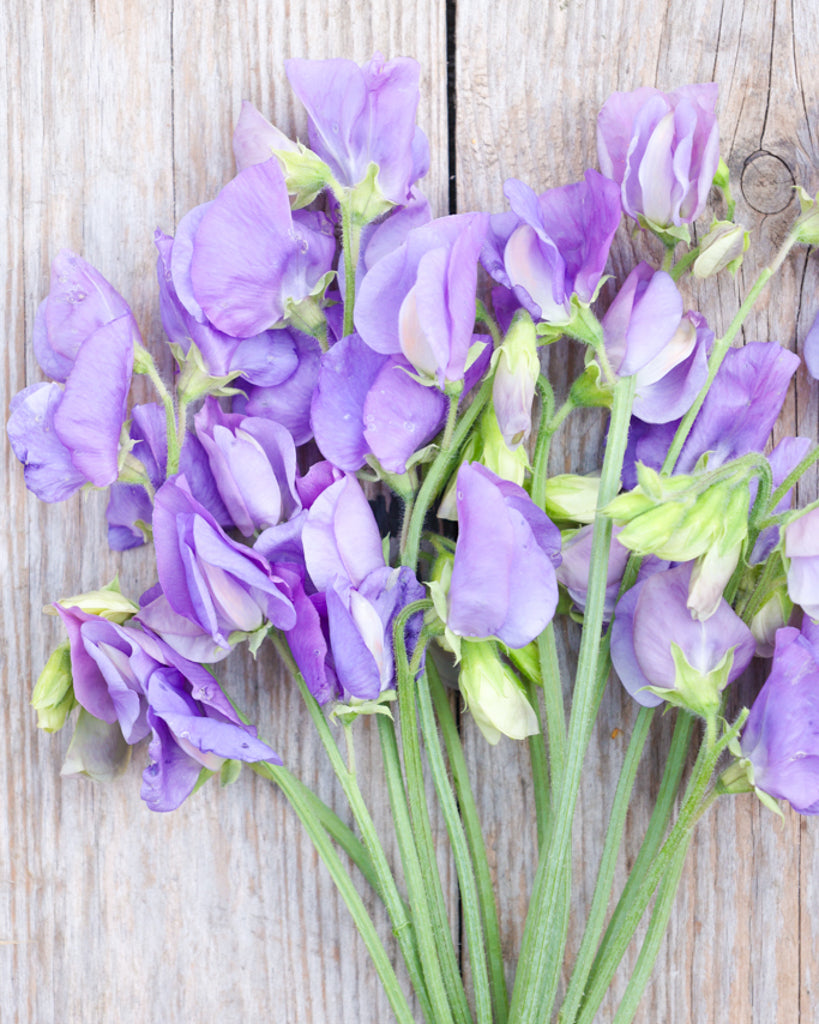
[[749, 587, 793, 657], [692, 220, 749, 278], [459, 640, 539, 744], [542, 474, 601, 524], [273, 144, 333, 208], [492, 310, 539, 448], [31, 642, 76, 732], [52, 580, 139, 624], [792, 186, 819, 245], [478, 405, 528, 486]]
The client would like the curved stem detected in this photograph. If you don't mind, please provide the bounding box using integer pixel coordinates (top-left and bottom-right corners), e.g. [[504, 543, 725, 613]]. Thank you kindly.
[[768, 443, 819, 509], [255, 760, 417, 1024]]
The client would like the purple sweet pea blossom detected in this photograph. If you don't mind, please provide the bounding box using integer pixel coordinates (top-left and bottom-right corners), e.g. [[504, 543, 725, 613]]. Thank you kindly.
[[106, 402, 232, 551], [610, 562, 754, 707], [602, 263, 711, 422], [155, 224, 302, 386], [447, 463, 562, 648], [597, 84, 720, 229], [194, 397, 301, 537], [189, 158, 335, 338], [8, 314, 135, 502], [152, 475, 296, 655], [355, 213, 489, 386], [310, 333, 448, 474], [740, 622, 819, 814], [622, 342, 801, 488], [54, 607, 278, 810], [232, 100, 298, 171], [481, 170, 621, 324], [285, 55, 429, 204], [785, 508, 819, 620]]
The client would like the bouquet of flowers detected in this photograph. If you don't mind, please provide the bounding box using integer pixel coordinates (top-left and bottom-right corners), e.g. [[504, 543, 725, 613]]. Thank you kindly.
[[10, 55, 819, 1023]]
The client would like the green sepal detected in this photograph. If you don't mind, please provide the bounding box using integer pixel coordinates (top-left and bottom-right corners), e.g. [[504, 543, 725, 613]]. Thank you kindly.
[[190, 766, 216, 798], [505, 640, 541, 685], [330, 690, 398, 726], [643, 643, 734, 722], [220, 759, 242, 786], [172, 341, 243, 403], [636, 213, 691, 247], [335, 161, 396, 226], [569, 362, 613, 409], [273, 143, 333, 208]]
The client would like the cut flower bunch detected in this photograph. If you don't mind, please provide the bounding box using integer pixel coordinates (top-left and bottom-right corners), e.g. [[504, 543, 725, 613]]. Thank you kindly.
[[10, 55, 819, 1023]]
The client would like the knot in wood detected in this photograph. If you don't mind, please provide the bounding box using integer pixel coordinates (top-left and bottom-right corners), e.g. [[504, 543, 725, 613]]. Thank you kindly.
[[740, 150, 795, 214]]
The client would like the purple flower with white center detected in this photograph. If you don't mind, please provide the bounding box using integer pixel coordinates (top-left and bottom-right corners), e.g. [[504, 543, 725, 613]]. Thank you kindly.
[[622, 342, 801, 488], [194, 397, 300, 537], [310, 333, 448, 474], [739, 622, 819, 814], [785, 508, 819, 620], [155, 224, 302, 386], [189, 158, 335, 338], [355, 213, 489, 386], [54, 607, 277, 811], [285, 55, 429, 204], [8, 310, 136, 502], [106, 402, 232, 551], [447, 463, 562, 648], [611, 563, 755, 710], [481, 170, 621, 324], [602, 263, 710, 422], [151, 475, 296, 655], [231, 332, 323, 445], [597, 84, 720, 229]]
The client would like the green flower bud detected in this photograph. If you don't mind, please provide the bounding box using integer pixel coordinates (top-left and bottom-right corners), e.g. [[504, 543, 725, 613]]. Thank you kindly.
[[459, 641, 539, 745], [31, 642, 76, 732], [61, 709, 131, 783], [692, 220, 749, 278], [541, 473, 601, 524], [478, 405, 528, 486], [51, 578, 138, 624], [491, 309, 540, 447]]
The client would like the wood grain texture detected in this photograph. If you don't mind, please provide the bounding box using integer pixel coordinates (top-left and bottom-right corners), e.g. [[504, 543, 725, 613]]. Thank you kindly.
[[3, 0, 819, 1022], [455, 0, 819, 1021]]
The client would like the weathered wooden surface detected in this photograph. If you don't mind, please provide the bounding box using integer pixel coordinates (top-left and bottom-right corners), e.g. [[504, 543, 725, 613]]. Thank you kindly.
[[2, 0, 818, 1021]]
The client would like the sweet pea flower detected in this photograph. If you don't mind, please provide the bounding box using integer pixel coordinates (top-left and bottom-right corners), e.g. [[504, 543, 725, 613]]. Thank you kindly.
[[611, 563, 754, 713], [151, 475, 296, 654], [54, 608, 277, 810], [738, 621, 819, 814], [446, 463, 562, 648], [106, 402, 232, 551], [458, 640, 539, 745], [602, 263, 710, 422], [481, 170, 621, 324], [189, 158, 335, 338], [310, 333, 448, 474], [597, 84, 720, 230], [355, 213, 489, 387], [623, 341, 801, 487], [285, 55, 429, 205], [785, 508, 819, 620], [8, 254, 137, 502], [194, 398, 301, 537]]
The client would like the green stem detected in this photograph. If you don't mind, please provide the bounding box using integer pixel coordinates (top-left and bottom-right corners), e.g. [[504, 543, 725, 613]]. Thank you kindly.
[[402, 374, 494, 568], [254, 760, 416, 1024], [508, 374, 637, 1024], [661, 243, 676, 273], [537, 624, 565, 823], [768, 443, 819, 510], [417, 669, 494, 1024], [556, 706, 654, 1024], [524, 675, 551, 849], [428, 661, 509, 1024], [669, 245, 700, 282], [574, 716, 732, 1024], [378, 717, 455, 1024], [272, 636, 434, 1022], [341, 197, 362, 337], [252, 762, 382, 897], [530, 376, 556, 510], [662, 231, 799, 474], [394, 611, 475, 1024]]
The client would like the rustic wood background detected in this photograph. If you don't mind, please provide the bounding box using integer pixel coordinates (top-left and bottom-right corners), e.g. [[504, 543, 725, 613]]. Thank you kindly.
[[3, 1, 819, 1021]]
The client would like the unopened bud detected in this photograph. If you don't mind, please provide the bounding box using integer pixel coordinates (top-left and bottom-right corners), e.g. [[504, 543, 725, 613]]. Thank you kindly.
[[692, 220, 749, 278], [31, 642, 75, 732], [459, 640, 538, 745]]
